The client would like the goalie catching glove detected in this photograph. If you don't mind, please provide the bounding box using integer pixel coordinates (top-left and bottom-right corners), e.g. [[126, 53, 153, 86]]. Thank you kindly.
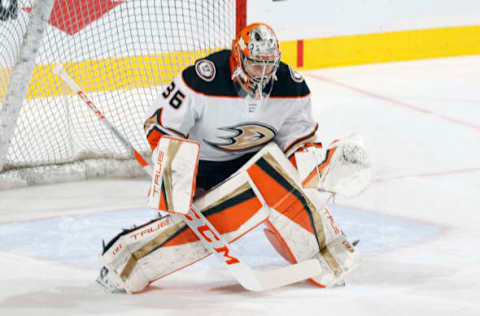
[[294, 134, 372, 197]]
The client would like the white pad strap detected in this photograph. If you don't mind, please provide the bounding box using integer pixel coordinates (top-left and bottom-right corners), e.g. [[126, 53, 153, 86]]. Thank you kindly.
[[148, 136, 200, 214]]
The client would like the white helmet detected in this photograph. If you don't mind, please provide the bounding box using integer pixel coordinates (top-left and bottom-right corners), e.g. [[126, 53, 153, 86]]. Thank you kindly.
[[230, 23, 281, 100]]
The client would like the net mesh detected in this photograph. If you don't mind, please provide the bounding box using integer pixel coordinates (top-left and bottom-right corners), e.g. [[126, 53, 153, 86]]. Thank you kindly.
[[0, 0, 236, 187]]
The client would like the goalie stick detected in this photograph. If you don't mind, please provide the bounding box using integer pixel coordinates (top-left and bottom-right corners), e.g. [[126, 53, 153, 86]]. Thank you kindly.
[[53, 64, 323, 291], [52, 64, 153, 176]]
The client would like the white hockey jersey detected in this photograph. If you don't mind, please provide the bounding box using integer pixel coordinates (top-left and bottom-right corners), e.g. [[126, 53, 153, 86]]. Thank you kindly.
[[145, 50, 318, 162]]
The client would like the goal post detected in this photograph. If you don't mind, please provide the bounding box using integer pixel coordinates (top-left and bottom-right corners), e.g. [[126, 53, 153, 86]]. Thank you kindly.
[[0, 0, 247, 189]]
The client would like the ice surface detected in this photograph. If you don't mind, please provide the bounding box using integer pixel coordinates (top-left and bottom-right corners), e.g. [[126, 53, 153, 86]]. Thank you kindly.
[[0, 206, 440, 268], [1, 56, 479, 315]]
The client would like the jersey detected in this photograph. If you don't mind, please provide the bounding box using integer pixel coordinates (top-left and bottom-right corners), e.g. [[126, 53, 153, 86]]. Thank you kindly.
[[144, 49, 318, 162]]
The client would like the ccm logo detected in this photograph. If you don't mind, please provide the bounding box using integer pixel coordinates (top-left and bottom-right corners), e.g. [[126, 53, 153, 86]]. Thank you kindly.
[[185, 210, 240, 265], [77, 91, 105, 119]]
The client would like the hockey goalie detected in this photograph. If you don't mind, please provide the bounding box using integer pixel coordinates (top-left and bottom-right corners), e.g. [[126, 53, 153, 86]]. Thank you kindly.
[[98, 23, 371, 293]]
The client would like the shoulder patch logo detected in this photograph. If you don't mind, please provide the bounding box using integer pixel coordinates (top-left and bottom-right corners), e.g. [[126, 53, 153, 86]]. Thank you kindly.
[[288, 65, 304, 83], [195, 59, 216, 82]]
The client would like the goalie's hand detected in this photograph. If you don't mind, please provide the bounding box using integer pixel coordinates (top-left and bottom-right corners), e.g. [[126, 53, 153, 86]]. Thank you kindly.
[[296, 134, 371, 197]]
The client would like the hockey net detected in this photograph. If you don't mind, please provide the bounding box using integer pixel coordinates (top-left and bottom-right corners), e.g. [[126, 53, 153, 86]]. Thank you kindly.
[[0, 0, 243, 189]]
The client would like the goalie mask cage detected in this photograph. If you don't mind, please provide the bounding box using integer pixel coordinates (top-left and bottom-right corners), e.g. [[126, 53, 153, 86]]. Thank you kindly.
[[0, 0, 246, 189]]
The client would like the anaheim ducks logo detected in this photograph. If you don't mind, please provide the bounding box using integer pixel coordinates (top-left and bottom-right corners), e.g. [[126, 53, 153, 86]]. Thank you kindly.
[[205, 123, 277, 151]]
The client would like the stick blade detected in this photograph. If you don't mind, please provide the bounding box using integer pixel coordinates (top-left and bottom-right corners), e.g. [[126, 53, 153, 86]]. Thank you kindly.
[[249, 259, 323, 291]]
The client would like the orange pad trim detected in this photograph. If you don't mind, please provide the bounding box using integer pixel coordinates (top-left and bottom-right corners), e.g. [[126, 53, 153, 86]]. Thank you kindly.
[[162, 187, 263, 248], [247, 158, 316, 235]]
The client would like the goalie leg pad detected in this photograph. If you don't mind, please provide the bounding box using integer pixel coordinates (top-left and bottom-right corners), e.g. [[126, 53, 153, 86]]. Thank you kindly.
[[246, 143, 359, 287], [101, 172, 269, 293]]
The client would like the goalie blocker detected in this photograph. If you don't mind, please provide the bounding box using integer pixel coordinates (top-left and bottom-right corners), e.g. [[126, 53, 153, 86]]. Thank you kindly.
[[100, 140, 364, 293]]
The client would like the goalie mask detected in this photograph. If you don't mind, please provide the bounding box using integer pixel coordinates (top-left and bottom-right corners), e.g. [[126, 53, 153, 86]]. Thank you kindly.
[[230, 23, 281, 102]]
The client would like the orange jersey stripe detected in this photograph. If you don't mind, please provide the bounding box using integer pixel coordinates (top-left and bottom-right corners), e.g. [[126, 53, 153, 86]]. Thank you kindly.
[[146, 127, 165, 151], [283, 123, 319, 155]]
